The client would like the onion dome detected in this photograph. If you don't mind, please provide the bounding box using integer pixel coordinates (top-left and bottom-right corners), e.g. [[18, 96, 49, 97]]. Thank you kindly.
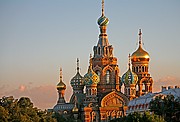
[[70, 58, 84, 86], [97, 0, 109, 26], [84, 54, 100, 85], [122, 54, 138, 85], [131, 29, 150, 61], [72, 96, 78, 113], [97, 16, 109, 26], [72, 106, 78, 113], [57, 68, 66, 90]]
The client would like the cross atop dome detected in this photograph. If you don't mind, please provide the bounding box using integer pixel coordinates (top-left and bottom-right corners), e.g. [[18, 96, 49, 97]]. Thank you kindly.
[[102, 0, 104, 16], [139, 29, 143, 47], [97, 0, 109, 26], [59, 67, 63, 82]]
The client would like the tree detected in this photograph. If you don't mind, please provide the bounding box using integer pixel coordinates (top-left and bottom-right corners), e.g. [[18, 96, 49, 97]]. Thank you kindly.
[[110, 112, 165, 122], [0, 106, 9, 122], [0, 96, 57, 122], [149, 95, 180, 122]]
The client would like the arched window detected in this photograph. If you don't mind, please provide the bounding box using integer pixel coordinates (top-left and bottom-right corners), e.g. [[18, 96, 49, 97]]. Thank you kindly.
[[136, 85, 139, 91], [106, 70, 110, 84], [142, 66, 145, 72], [106, 47, 108, 55], [139, 66, 141, 72], [96, 70, 101, 77], [136, 67, 138, 72], [128, 88, 130, 95], [142, 83, 145, 91], [98, 47, 101, 55]]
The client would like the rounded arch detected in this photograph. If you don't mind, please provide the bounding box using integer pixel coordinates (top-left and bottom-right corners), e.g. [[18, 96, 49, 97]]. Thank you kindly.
[[139, 77, 148, 84], [101, 91, 129, 107], [93, 65, 102, 73], [102, 65, 114, 75]]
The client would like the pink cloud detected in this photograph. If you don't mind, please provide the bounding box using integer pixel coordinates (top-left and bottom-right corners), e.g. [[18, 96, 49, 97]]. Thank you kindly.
[[153, 76, 180, 92], [19, 85, 26, 92]]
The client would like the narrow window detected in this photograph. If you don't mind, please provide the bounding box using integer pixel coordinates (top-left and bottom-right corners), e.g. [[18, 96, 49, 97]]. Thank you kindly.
[[136, 67, 138, 72], [96, 70, 101, 77], [106, 70, 110, 84], [98, 47, 101, 55], [142, 66, 145, 72]]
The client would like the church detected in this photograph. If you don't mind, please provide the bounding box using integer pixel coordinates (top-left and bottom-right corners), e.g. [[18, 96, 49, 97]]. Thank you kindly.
[[53, 0, 153, 122]]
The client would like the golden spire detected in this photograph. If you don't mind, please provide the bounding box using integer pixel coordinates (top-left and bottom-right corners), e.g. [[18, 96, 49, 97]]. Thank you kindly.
[[57, 67, 66, 90], [59, 67, 63, 82], [139, 29, 142, 47], [102, 0, 105, 16]]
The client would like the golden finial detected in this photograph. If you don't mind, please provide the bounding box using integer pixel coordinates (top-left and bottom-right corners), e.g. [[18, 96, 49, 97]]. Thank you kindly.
[[60, 67, 63, 82], [139, 29, 142, 47], [102, 0, 105, 16]]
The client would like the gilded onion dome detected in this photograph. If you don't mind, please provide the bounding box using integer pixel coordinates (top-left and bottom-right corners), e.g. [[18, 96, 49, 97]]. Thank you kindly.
[[72, 105, 78, 113], [70, 58, 84, 86], [131, 29, 150, 61], [84, 54, 100, 85], [72, 96, 78, 113], [122, 54, 138, 85], [57, 68, 66, 90], [97, 0, 109, 26]]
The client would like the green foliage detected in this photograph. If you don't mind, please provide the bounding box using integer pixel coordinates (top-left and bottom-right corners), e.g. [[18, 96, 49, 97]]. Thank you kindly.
[[110, 112, 165, 122], [0, 96, 57, 122], [149, 95, 180, 122], [0, 106, 9, 122]]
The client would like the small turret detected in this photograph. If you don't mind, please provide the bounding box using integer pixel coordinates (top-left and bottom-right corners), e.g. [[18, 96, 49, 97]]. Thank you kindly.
[[122, 54, 138, 100], [70, 58, 84, 94], [57, 68, 66, 104]]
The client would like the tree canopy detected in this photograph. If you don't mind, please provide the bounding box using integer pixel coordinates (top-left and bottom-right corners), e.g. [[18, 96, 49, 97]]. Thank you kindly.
[[0, 96, 56, 122], [110, 112, 165, 122], [149, 94, 180, 122]]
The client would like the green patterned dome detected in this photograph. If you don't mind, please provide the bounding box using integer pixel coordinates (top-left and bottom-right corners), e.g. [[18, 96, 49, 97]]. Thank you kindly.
[[84, 70, 99, 85], [121, 68, 138, 85], [97, 15, 109, 26], [84, 56, 100, 85]]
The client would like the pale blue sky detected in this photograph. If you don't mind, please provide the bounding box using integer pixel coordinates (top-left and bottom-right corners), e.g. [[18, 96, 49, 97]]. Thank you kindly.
[[0, 0, 180, 108]]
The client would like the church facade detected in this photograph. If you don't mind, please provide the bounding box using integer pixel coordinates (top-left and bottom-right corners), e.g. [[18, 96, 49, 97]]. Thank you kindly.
[[53, 0, 153, 122]]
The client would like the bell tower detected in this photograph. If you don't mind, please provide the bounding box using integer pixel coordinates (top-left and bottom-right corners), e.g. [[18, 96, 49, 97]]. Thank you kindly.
[[131, 29, 153, 96], [92, 0, 120, 94]]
